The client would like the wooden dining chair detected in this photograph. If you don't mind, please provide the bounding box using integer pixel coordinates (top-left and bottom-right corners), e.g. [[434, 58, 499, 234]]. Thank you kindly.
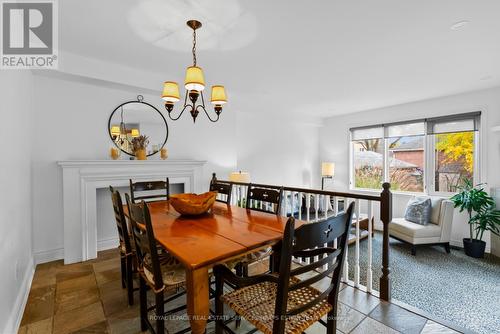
[[129, 178, 170, 203], [246, 184, 283, 214], [125, 194, 188, 334], [214, 202, 355, 334], [240, 184, 284, 276], [210, 179, 233, 204], [109, 186, 137, 305]]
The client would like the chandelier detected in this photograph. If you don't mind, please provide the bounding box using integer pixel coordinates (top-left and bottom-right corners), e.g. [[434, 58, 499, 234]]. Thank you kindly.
[[161, 20, 228, 123]]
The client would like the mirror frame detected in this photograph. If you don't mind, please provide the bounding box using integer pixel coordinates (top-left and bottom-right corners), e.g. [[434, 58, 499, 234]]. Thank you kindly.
[[107, 95, 169, 157]]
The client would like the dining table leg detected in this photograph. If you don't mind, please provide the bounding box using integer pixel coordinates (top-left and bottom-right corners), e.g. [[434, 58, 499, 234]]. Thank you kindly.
[[186, 267, 210, 334]]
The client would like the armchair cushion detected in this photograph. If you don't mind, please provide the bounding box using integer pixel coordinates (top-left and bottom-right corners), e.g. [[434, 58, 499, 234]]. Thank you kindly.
[[404, 198, 431, 225], [415, 196, 443, 225], [391, 218, 442, 239]]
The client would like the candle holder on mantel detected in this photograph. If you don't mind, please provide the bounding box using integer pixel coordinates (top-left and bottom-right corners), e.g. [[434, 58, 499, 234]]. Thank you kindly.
[[160, 148, 168, 160], [109, 147, 121, 160]]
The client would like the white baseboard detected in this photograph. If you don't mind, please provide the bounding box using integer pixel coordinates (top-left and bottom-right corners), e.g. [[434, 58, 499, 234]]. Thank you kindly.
[[97, 237, 118, 252], [3, 257, 35, 334], [34, 247, 64, 265]]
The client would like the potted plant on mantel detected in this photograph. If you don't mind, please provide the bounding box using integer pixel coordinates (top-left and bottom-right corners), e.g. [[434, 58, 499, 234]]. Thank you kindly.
[[130, 135, 149, 160], [451, 178, 500, 258]]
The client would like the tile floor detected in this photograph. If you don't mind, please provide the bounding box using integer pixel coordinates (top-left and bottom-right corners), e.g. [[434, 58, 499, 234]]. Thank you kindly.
[[19, 249, 464, 334]]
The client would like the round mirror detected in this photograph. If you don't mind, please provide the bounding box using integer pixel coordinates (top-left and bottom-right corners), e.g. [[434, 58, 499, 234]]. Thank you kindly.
[[108, 95, 168, 157]]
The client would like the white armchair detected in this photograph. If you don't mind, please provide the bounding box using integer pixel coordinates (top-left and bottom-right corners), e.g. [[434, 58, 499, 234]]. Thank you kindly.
[[389, 197, 454, 255]]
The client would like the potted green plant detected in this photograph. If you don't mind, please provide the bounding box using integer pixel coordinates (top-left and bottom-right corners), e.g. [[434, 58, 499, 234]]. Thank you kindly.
[[451, 178, 500, 258]]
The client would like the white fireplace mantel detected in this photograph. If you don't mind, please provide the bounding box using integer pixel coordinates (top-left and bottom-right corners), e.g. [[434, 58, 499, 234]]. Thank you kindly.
[[58, 159, 206, 264]]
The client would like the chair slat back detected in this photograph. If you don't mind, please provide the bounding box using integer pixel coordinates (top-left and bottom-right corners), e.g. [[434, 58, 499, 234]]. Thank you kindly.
[[210, 180, 233, 204], [125, 194, 164, 290], [272, 202, 355, 332], [109, 186, 133, 254], [246, 184, 283, 214], [129, 178, 170, 203]]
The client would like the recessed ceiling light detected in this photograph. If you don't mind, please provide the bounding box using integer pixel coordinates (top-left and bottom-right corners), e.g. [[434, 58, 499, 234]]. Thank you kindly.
[[450, 20, 470, 30]]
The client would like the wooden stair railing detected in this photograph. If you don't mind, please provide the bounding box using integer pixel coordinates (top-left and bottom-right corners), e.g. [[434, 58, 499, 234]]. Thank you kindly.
[[210, 173, 393, 301]]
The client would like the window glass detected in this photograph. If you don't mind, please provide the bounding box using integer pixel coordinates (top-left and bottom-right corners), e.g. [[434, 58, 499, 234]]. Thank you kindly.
[[434, 131, 474, 192], [352, 139, 384, 189], [388, 136, 424, 192]]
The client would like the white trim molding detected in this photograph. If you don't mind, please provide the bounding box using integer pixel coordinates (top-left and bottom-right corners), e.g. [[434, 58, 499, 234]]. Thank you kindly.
[[58, 159, 206, 264], [3, 257, 35, 334]]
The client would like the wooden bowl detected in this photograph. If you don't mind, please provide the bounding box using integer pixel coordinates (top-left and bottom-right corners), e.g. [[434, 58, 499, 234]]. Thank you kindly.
[[169, 191, 217, 216]]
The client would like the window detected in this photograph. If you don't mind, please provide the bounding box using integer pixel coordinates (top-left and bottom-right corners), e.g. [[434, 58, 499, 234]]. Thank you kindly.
[[429, 118, 478, 193], [350, 112, 480, 194], [351, 127, 383, 190]]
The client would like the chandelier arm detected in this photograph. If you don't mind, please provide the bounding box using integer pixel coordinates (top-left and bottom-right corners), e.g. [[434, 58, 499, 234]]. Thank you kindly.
[[166, 103, 192, 121], [196, 104, 220, 123]]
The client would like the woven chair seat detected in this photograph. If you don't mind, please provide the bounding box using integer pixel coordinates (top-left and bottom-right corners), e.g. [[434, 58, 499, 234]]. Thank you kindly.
[[221, 277, 332, 334], [142, 252, 185, 291]]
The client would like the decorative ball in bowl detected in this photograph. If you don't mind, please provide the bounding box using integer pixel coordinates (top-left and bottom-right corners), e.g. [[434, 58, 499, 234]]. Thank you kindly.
[[169, 191, 217, 216]]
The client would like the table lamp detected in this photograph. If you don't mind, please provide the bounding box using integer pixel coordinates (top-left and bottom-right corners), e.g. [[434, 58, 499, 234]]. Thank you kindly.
[[229, 171, 250, 183], [321, 162, 335, 190]]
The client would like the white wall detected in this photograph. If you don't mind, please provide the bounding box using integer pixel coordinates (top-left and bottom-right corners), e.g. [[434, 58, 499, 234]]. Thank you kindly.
[[236, 112, 321, 188], [319, 86, 500, 251], [0, 71, 34, 333], [31, 72, 238, 262], [30, 71, 321, 262]]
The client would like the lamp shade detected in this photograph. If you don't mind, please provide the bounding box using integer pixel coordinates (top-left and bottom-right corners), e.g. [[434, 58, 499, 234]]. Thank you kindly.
[[229, 171, 250, 183], [161, 81, 180, 102], [130, 129, 140, 138], [184, 66, 205, 91], [110, 126, 121, 136], [321, 162, 335, 177], [210, 85, 227, 105]]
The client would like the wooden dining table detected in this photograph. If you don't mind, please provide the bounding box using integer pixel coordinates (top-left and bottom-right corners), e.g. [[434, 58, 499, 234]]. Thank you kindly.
[[124, 200, 305, 334]]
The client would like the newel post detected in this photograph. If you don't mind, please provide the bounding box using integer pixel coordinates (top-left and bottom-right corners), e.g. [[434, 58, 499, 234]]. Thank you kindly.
[[211, 172, 217, 185], [380, 182, 392, 301]]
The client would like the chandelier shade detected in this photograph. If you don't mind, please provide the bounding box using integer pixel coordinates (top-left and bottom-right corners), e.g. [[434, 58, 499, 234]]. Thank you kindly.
[[184, 66, 205, 91], [161, 81, 181, 102], [110, 126, 121, 136], [162, 20, 227, 123], [130, 129, 140, 138], [210, 85, 227, 105]]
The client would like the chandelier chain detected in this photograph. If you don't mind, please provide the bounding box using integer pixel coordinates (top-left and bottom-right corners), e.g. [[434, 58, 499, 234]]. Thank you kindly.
[[192, 29, 197, 66]]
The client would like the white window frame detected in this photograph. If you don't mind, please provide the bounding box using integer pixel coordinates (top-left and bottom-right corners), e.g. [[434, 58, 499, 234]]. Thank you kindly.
[[349, 112, 480, 195]]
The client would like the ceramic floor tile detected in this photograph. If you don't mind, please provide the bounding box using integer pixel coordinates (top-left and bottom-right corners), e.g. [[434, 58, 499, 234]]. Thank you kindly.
[[99, 279, 133, 317], [420, 320, 460, 334], [31, 269, 57, 290], [55, 285, 100, 314], [92, 257, 121, 274], [20, 285, 55, 326], [56, 273, 97, 295], [334, 302, 366, 333], [53, 301, 106, 334], [21, 249, 465, 334], [350, 317, 401, 334], [95, 267, 122, 286], [338, 285, 380, 315], [369, 302, 427, 334], [106, 304, 143, 334], [69, 320, 110, 333], [18, 317, 53, 334]]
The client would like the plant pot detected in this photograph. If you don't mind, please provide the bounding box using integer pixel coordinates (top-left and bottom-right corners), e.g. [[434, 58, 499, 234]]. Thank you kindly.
[[135, 149, 147, 160], [463, 238, 486, 258]]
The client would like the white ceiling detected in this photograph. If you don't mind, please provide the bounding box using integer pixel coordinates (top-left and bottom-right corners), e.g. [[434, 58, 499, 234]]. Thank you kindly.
[[60, 0, 500, 118]]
